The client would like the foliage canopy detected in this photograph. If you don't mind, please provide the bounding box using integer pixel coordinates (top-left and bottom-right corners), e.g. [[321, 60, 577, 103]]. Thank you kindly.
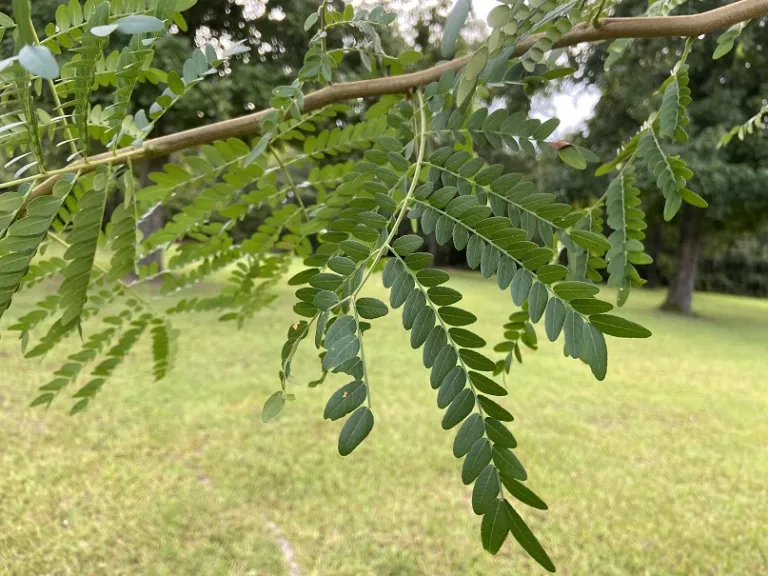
[[0, 0, 765, 569]]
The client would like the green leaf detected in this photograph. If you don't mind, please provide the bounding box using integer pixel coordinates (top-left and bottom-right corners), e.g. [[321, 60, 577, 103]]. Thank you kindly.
[[30, 393, 54, 408], [563, 310, 584, 359], [324, 381, 367, 421], [315, 311, 329, 348], [477, 395, 514, 422], [19, 45, 60, 79], [442, 388, 475, 429], [390, 272, 415, 309], [439, 307, 476, 327], [544, 298, 566, 342], [481, 499, 509, 555], [423, 327, 447, 368], [484, 418, 517, 448], [465, 46, 488, 79], [569, 298, 614, 315], [537, 264, 568, 284], [453, 413, 485, 458], [493, 446, 527, 481], [304, 12, 318, 31], [431, 346, 458, 389], [437, 366, 467, 409], [441, 0, 471, 57], [589, 314, 651, 338], [496, 257, 516, 289], [427, 286, 462, 306], [322, 334, 360, 370], [382, 258, 403, 287], [340, 240, 371, 261], [527, 282, 548, 323], [0, 12, 15, 28], [325, 316, 356, 348], [511, 268, 533, 306], [392, 234, 424, 256], [387, 152, 410, 172], [309, 273, 343, 291], [288, 268, 319, 286], [504, 501, 556, 572], [404, 252, 434, 271], [399, 50, 423, 65], [59, 184, 108, 325], [501, 476, 547, 510], [91, 23, 118, 36], [558, 145, 587, 170], [570, 229, 611, 253], [581, 322, 608, 381], [487, 5, 511, 28], [480, 245, 500, 279], [462, 438, 492, 484], [403, 290, 427, 330], [70, 399, 89, 415], [356, 297, 388, 319], [466, 235, 484, 269], [262, 391, 285, 422], [469, 372, 507, 396], [553, 281, 599, 300], [417, 269, 450, 287], [245, 132, 273, 166], [293, 303, 317, 317], [411, 307, 436, 348], [313, 290, 339, 310], [680, 188, 708, 208], [472, 465, 501, 515], [114, 15, 165, 34], [328, 256, 358, 276], [338, 407, 374, 456], [664, 193, 683, 222], [459, 349, 495, 372], [449, 328, 485, 348]]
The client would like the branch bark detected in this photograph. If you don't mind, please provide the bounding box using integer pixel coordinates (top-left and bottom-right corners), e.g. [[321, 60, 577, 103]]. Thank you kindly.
[[25, 0, 768, 205]]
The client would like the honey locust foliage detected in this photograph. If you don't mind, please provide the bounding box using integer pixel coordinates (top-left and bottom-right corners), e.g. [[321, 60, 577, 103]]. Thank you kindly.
[[0, 0, 763, 568]]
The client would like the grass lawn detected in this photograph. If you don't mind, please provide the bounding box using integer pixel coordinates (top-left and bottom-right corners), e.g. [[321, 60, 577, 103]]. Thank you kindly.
[[1, 269, 767, 575]]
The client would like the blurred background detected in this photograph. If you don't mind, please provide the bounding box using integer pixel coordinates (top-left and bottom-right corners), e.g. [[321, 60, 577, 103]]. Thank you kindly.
[[0, 0, 766, 574]]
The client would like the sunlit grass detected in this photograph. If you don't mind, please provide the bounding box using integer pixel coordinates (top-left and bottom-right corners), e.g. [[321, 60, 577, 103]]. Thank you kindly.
[[1, 270, 767, 575]]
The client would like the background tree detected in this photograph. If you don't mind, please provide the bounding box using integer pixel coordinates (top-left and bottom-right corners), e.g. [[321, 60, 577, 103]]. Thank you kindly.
[[546, 0, 768, 314]]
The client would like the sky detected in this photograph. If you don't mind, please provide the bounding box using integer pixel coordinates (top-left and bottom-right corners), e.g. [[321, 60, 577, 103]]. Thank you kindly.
[[474, 0, 500, 20]]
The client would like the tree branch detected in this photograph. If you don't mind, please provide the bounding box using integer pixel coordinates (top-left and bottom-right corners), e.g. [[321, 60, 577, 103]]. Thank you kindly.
[[25, 0, 768, 205]]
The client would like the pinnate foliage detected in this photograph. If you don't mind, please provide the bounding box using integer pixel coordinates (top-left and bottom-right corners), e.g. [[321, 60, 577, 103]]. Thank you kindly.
[[719, 101, 768, 147], [0, 0, 759, 568]]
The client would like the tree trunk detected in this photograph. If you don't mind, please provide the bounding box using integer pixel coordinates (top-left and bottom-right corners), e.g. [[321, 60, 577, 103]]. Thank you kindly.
[[426, 233, 439, 263], [661, 204, 701, 314], [136, 157, 166, 277]]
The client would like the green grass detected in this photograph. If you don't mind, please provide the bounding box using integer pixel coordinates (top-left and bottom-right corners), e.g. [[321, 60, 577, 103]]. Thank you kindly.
[[1, 271, 767, 575]]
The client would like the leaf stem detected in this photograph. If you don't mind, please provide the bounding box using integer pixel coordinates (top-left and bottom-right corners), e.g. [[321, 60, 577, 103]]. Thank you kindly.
[[270, 146, 308, 218], [319, 0, 329, 54], [352, 91, 427, 297]]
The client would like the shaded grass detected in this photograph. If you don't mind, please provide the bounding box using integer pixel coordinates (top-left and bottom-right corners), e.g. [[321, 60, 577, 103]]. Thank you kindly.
[[1, 271, 767, 575]]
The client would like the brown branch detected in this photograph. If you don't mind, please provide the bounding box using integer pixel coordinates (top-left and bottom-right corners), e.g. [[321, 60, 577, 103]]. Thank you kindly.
[[25, 0, 768, 205]]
